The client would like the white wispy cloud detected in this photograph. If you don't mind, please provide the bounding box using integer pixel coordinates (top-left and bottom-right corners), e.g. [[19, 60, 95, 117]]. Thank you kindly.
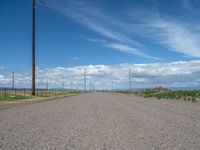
[[144, 19, 200, 58], [181, 0, 191, 8], [1, 60, 200, 89], [123, 9, 200, 58], [45, 0, 160, 60], [37, 0, 200, 59], [69, 56, 79, 61], [87, 38, 162, 60], [50, 0, 130, 43], [0, 66, 5, 70], [105, 43, 162, 60], [105, 43, 140, 54]]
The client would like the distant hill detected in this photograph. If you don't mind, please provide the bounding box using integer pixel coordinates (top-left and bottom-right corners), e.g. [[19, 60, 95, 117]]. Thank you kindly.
[[170, 86, 200, 91]]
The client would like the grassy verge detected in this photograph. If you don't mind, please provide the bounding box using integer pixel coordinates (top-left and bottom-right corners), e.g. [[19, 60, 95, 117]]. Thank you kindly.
[[0, 91, 81, 103], [138, 89, 200, 102], [117, 88, 200, 102]]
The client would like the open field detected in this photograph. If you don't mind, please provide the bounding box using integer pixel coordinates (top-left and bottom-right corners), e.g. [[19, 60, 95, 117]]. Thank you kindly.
[[0, 92, 200, 150]]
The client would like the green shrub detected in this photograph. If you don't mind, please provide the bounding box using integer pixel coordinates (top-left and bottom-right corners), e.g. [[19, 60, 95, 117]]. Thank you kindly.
[[139, 89, 200, 102], [192, 97, 196, 102]]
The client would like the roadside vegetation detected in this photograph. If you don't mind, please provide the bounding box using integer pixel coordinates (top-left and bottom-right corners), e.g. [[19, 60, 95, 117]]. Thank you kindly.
[[118, 87, 200, 102], [137, 87, 200, 102], [0, 90, 80, 102]]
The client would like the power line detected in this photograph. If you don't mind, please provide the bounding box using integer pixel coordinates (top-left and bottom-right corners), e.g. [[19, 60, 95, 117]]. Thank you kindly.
[[38, 0, 47, 6]]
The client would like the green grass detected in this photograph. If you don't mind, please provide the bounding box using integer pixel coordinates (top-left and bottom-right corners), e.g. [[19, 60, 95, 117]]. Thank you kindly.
[[36, 91, 80, 97], [0, 90, 81, 102], [0, 93, 31, 102], [118, 91, 133, 94]]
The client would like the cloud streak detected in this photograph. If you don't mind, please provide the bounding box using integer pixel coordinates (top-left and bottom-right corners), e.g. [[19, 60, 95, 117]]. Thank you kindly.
[[125, 0, 200, 58], [44, 0, 161, 60], [105, 43, 162, 60], [142, 19, 200, 58], [36, 0, 200, 60]]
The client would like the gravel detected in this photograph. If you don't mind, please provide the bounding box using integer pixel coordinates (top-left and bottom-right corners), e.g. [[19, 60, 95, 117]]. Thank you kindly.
[[0, 92, 200, 150]]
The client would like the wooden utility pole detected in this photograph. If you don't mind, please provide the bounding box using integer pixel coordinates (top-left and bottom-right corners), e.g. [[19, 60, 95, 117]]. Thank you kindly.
[[111, 80, 113, 92], [76, 84, 79, 91], [129, 68, 132, 92], [32, 0, 36, 95], [62, 82, 65, 90], [71, 81, 74, 91], [84, 68, 86, 92], [89, 80, 92, 92], [46, 77, 48, 91], [12, 72, 15, 91]]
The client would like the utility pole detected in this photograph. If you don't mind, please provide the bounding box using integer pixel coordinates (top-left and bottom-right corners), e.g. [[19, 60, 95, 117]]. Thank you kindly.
[[84, 68, 86, 92], [89, 80, 92, 92], [32, 0, 36, 95], [46, 73, 48, 91], [129, 68, 132, 92], [111, 80, 113, 92], [31, 0, 48, 95], [71, 81, 74, 91], [62, 82, 65, 90], [12, 72, 15, 91], [46, 79, 48, 90], [76, 84, 79, 91]]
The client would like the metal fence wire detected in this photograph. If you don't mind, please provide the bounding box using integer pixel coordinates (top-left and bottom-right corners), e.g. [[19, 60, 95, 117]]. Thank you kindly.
[[0, 88, 76, 101]]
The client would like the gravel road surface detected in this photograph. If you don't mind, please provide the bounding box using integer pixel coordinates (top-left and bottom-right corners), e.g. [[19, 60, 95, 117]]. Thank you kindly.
[[0, 93, 200, 150]]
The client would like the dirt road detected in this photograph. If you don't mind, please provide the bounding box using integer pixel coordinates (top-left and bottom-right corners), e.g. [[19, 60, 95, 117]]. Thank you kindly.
[[0, 93, 200, 150]]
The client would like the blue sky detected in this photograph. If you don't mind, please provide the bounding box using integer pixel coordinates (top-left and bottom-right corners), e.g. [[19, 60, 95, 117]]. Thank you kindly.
[[0, 0, 200, 89]]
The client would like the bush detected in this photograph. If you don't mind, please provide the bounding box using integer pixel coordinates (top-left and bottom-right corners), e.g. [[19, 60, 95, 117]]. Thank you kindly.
[[192, 97, 196, 102], [139, 89, 200, 102]]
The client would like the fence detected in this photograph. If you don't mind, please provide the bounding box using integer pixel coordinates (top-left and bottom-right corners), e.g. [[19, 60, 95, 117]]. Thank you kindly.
[[0, 88, 78, 101]]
